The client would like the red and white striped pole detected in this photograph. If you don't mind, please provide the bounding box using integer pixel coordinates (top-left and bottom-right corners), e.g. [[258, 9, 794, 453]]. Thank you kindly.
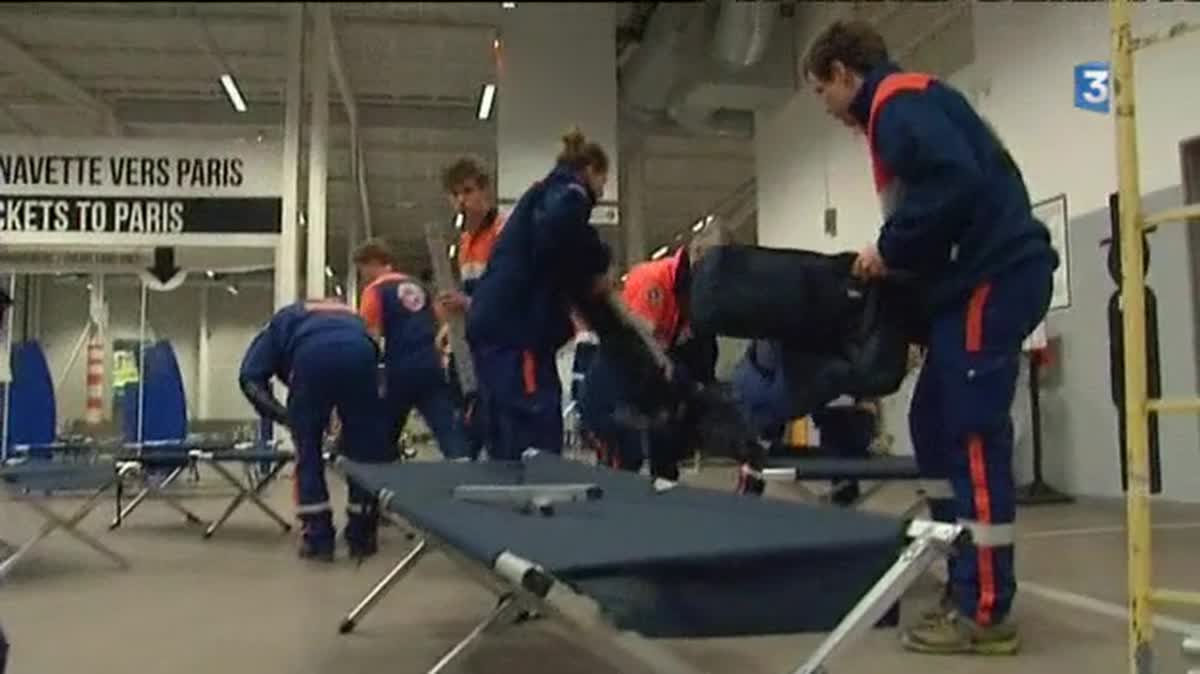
[[84, 326, 104, 425]]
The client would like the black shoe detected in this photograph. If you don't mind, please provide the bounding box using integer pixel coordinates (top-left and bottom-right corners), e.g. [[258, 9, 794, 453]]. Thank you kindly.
[[298, 537, 336, 562]]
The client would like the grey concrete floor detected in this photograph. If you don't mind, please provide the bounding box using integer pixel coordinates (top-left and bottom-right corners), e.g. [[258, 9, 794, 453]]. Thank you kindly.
[[2, 456, 1198, 674]]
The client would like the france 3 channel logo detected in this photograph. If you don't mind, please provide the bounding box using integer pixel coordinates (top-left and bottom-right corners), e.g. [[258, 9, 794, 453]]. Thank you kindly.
[[1074, 61, 1111, 114]]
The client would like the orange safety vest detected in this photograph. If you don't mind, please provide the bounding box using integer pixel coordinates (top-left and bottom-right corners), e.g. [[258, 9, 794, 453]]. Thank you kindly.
[[866, 72, 935, 217], [457, 210, 506, 289], [621, 248, 687, 349]]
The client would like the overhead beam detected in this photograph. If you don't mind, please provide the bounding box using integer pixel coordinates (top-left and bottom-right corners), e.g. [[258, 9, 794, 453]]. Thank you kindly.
[[112, 98, 488, 130], [0, 5, 498, 32], [325, 5, 373, 239], [0, 27, 121, 134]]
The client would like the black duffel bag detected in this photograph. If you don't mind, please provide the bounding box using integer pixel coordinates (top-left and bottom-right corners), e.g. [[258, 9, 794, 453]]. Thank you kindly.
[[690, 244, 861, 351]]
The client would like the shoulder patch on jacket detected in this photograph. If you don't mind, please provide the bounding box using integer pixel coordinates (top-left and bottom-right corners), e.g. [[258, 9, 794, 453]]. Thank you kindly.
[[395, 281, 427, 312]]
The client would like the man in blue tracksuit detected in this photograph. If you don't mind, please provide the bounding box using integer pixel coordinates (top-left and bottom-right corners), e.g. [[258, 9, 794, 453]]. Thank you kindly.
[[354, 238, 471, 465], [803, 21, 1058, 655], [238, 299, 384, 561], [467, 128, 613, 460]]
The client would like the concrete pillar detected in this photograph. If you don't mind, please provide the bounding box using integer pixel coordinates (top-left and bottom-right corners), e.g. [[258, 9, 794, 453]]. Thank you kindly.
[[621, 142, 646, 268], [496, 3, 619, 209], [305, 7, 331, 300], [275, 3, 303, 310]]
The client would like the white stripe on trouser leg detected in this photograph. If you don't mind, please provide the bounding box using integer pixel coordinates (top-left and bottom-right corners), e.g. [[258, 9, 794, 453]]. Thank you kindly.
[[296, 502, 331, 515], [918, 479, 954, 499], [958, 520, 1015, 546]]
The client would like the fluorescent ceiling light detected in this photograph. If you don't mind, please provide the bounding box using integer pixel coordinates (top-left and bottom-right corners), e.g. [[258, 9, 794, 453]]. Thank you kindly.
[[335, 284, 344, 297], [501, 2, 516, 9], [453, 212, 465, 230], [692, 219, 706, 233], [219, 73, 247, 113], [324, 265, 334, 278], [477, 83, 496, 121], [205, 269, 216, 279], [448, 244, 458, 259], [651, 246, 669, 260], [226, 284, 239, 296]]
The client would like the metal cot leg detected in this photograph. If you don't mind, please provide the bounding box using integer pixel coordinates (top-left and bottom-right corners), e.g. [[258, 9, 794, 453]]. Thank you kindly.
[[789, 520, 963, 674], [110, 465, 196, 529], [426, 594, 520, 674], [200, 458, 292, 538], [339, 537, 431, 634], [0, 484, 129, 582]]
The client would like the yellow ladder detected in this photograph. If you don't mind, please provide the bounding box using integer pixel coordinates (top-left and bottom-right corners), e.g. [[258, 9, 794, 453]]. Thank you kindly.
[[1109, 2, 1200, 673]]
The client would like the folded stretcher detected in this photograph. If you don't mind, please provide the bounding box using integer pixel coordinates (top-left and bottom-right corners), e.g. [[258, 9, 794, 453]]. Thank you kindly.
[[333, 451, 963, 674]]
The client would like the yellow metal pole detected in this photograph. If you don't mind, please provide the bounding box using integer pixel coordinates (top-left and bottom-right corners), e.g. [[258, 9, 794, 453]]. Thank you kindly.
[[1110, 1, 1155, 673]]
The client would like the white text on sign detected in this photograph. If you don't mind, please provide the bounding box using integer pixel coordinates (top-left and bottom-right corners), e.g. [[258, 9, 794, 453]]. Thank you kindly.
[[0, 198, 185, 233]]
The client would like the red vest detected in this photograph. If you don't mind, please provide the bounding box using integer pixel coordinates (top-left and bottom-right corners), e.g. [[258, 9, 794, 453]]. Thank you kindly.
[[867, 72, 935, 215]]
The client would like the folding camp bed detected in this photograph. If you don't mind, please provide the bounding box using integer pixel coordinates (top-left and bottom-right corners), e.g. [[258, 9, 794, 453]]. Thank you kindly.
[[0, 460, 128, 583], [332, 450, 963, 674], [110, 439, 294, 539]]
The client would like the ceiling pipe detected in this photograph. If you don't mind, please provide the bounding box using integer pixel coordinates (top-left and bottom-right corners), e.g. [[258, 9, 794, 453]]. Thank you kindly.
[[617, 0, 780, 139]]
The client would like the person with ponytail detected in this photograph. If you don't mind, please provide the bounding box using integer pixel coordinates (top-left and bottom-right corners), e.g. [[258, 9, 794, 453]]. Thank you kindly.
[[466, 126, 613, 460]]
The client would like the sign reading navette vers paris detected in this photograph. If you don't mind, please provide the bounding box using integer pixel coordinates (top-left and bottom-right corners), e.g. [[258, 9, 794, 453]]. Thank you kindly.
[[0, 135, 282, 246]]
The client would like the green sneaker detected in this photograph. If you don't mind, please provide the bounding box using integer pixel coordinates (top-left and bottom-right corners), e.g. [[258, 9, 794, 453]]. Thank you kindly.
[[901, 609, 1020, 656]]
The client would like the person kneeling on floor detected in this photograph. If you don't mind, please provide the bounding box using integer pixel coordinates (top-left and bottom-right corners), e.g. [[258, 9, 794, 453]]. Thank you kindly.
[[238, 298, 387, 562]]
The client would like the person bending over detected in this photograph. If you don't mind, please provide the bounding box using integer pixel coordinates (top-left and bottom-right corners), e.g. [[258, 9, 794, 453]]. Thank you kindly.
[[354, 238, 472, 465], [238, 299, 385, 561], [436, 157, 507, 459], [802, 19, 1058, 655], [580, 241, 718, 481], [466, 127, 613, 460]]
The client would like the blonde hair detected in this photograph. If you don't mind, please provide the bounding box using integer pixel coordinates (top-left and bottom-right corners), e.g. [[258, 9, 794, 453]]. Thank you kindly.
[[557, 126, 610, 173]]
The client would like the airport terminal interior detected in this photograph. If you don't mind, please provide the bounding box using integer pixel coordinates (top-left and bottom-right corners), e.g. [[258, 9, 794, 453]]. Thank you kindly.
[[2, 2, 1200, 673]]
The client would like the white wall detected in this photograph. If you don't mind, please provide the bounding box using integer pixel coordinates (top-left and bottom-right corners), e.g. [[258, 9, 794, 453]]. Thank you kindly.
[[39, 279, 272, 428], [497, 2, 618, 203], [755, 5, 1200, 500]]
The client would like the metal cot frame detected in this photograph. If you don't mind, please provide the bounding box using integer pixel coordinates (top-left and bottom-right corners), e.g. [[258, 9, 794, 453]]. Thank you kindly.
[[111, 448, 293, 539], [0, 462, 129, 583], [741, 454, 929, 519], [1108, 3, 1200, 672], [331, 458, 963, 674]]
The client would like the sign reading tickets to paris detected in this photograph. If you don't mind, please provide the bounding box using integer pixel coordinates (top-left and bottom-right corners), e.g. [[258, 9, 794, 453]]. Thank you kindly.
[[1074, 61, 1111, 114], [0, 135, 282, 245]]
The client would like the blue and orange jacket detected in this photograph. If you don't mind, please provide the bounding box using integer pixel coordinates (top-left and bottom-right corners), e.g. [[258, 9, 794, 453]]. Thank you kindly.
[[852, 62, 1058, 310], [457, 208, 505, 296], [466, 162, 612, 353], [359, 272, 442, 376], [238, 300, 375, 421]]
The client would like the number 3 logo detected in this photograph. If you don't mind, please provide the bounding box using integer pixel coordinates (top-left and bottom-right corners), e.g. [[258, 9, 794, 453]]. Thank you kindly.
[[1074, 61, 1111, 114], [1081, 69, 1108, 104]]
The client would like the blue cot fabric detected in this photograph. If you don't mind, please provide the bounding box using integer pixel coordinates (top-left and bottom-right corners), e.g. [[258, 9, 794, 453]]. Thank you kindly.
[[341, 453, 906, 637], [0, 463, 116, 493]]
